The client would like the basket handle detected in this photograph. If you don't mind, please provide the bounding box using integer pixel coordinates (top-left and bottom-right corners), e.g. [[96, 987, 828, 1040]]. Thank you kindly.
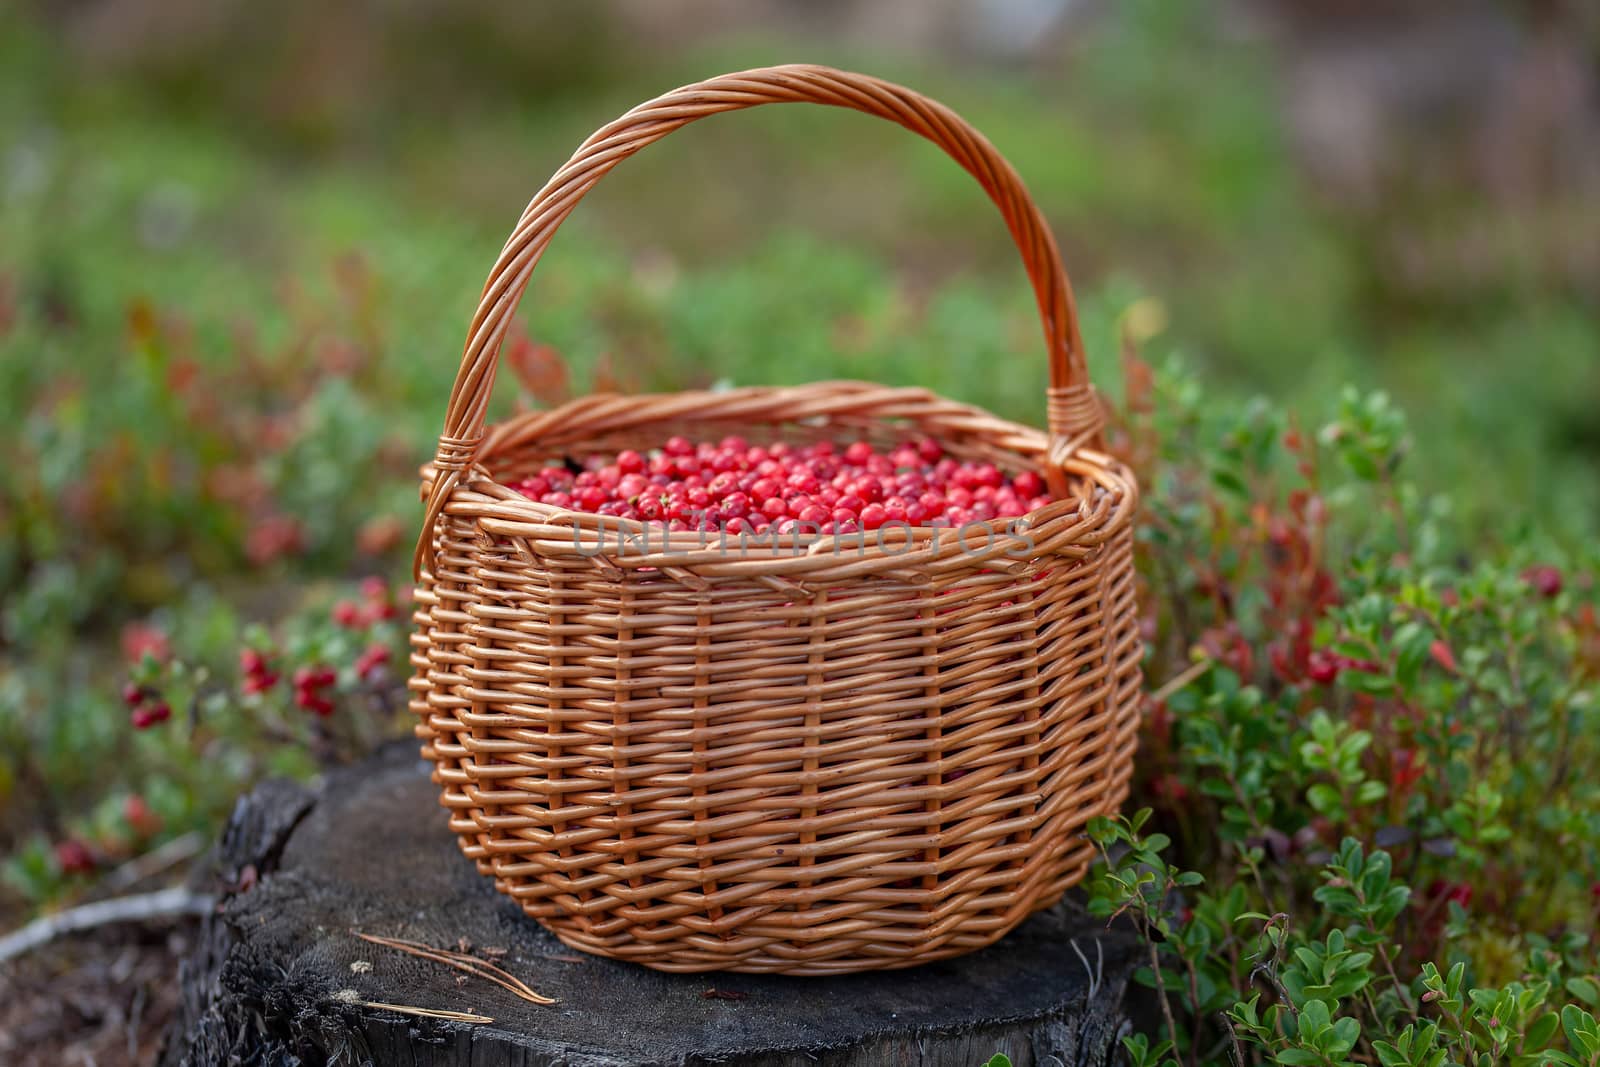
[[418, 64, 1101, 575]]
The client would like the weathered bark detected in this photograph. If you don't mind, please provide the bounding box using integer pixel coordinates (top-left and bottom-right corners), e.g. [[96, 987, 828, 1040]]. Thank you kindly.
[[162, 741, 1149, 1066]]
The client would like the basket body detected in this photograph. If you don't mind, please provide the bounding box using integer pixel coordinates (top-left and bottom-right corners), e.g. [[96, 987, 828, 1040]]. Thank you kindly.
[[410, 382, 1139, 974]]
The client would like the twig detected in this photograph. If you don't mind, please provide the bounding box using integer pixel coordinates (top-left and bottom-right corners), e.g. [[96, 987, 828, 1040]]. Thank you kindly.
[[0, 887, 213, 964], [1069, 937, 1103, 999], [1150, 656, 1215, 705], [361, 1001, 493, 1024], [353, 931, 556, 1005], [101, 831, 206, 894]]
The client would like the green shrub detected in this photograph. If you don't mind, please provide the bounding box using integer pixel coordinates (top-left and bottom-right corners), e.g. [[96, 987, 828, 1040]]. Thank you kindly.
[[1079, 348, 1599, 1066]]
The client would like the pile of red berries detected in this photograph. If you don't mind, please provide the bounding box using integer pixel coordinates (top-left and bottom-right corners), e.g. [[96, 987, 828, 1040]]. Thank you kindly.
[[122, 683, 172, 730], [511, 435, 1053, 535]]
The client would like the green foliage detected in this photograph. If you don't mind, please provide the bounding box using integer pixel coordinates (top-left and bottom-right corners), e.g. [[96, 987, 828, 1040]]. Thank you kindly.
[[1077, 350, 1599, 1064]]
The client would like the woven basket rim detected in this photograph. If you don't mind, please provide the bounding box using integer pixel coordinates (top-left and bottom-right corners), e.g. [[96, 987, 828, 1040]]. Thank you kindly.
[[419, 380, 1137, 577]]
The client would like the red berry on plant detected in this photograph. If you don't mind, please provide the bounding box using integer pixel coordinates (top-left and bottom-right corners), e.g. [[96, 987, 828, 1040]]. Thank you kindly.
[[1307, 650, 1340, 684], [54, 839, 96, 875], [1523, 565, 1563, 598], [332, 600, 362, 628], [121, 681, 146, 708], [356, 643, 390, 680], [124, 794, 161, 836]]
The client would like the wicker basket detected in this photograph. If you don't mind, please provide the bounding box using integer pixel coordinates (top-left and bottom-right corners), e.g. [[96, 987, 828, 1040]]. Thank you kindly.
[[408, 65, 1141, 975]]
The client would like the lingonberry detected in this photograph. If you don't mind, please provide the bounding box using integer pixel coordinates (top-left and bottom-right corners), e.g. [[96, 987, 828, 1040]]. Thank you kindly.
[[332, 600, 362, 627], [1523, 564, 1563, 598], [131, 701, 171, 729], [844, 441, 875, 465], [356, 643, 390, 680], [124, 794, 162, 837], [243, 669, 279, 695], [55, 839, 96, 875], [1307, 650, 1341, 684]]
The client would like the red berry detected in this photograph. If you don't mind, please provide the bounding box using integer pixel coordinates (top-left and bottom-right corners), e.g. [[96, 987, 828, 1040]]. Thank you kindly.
[[54, 839, 96, 875], [915, 438, 943, 463], [1013, 471, 1045, 498], [121, 681, 146, 708], [860, 503, 889, 529], [787, 471, 819, 495], [1307, 651, 1340, 684], [131, 706, 156, 729], [332, 600, 362, 628], [149, 701, 171, 723], [124, 795, 161, 836], [356, 643, 390, 680], [664, 435, 693, 457], [240, 649, 267, 676], [1523, 565, 1562, 598], [616, 449, 645, 474], [243, 671, 279, 695], [844, 441, 874, 465]]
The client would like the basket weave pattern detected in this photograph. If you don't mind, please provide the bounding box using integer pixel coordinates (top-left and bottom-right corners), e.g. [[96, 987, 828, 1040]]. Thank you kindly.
[[409, 66, 1141, 974]]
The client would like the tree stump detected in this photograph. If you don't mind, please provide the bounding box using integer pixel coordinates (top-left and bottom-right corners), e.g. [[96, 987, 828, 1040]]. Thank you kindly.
[[162, 741, 1150, 1067]]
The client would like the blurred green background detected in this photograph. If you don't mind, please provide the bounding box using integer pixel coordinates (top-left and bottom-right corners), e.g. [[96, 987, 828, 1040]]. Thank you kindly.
[[1, 0, 1596, 907]]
